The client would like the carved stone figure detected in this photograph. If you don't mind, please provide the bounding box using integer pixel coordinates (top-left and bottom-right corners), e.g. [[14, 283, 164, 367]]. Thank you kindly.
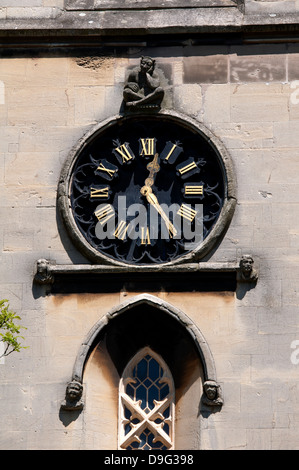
[[61, 380, 84, 411], [239, 255, 258, 282], [202, 380, 223, 407], [123, 56, 164, 110], [34, 258, 54, 285]]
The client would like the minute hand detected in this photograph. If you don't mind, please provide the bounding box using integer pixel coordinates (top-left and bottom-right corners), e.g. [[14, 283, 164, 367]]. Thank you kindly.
[[140, 186, 177, 238]]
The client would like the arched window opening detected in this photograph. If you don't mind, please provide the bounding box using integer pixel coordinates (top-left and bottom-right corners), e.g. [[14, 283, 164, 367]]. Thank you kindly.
[[72, 295, 218, 450], [118, 347, 175, 450]]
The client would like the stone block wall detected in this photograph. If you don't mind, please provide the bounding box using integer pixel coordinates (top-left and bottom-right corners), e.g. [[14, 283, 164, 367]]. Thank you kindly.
[[0, 42, 299, 449]]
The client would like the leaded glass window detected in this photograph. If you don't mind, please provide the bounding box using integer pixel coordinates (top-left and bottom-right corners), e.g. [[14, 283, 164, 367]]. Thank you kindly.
[[118, 347, 175, 450]]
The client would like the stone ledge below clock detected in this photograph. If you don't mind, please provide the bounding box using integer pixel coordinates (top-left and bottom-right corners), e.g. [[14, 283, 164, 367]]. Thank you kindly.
[[33, 258, 258, 294]]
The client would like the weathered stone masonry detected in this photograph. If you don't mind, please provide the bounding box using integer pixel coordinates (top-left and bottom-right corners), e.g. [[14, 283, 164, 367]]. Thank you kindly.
[[0, 0, 299, 450]]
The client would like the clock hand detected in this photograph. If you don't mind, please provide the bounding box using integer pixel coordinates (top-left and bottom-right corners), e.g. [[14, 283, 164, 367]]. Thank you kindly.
[[144, 153, 160, 188], [141, 153, 177, 237], [140, 186, 177, 238]]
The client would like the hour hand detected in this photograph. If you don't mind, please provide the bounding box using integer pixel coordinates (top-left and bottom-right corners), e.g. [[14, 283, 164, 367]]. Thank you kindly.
[[140, 186, 177, 238], [144, 153, 160, 188]]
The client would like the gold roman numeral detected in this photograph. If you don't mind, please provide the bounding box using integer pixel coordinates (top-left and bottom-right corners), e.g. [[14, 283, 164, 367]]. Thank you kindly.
[[96, 162, 116, 178], [177, 204, 198, 222], [140, 227, 151, 245], [164, 143, 177, 161], [94, 205, 114, 225], [115, 143, 134, 163], [114, 220, 129, 240], [178, 161, 197, 176], [184, 185, 203, 196], [160, 141, 183, 164], [139, 138, 156, 156], [90, 186, 109, 199]]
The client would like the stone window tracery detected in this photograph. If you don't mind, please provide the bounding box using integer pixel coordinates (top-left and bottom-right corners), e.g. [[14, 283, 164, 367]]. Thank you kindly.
[[118, 347, 175, 450]]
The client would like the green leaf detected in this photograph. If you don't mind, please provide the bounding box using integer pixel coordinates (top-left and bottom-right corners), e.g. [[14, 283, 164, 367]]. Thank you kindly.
[[0, 300, 28, 359]]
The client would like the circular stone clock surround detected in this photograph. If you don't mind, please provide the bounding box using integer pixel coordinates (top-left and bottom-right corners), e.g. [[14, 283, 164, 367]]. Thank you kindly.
[[58, 111, 236, 267]]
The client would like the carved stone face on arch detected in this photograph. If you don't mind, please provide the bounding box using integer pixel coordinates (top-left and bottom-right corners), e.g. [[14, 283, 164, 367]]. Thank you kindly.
[[58, 112, 236, 267]]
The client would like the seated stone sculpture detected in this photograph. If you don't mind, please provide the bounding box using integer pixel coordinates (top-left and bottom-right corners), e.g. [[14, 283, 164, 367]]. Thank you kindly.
[[123, 56, 164, 110]]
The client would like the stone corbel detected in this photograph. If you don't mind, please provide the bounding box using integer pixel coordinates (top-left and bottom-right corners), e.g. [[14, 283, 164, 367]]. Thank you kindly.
[[34, 258, 55, 285], [237, 254, 258, 283], [202, 380, 224, 408], [61, 380, 84, 411]]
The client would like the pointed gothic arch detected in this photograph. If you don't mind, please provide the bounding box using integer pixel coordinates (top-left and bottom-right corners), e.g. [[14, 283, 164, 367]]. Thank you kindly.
[[61, 294, 223, 449], [70, 294, 218, 386]]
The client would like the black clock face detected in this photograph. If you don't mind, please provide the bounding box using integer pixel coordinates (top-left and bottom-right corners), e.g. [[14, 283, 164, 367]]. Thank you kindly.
[[68, 115, 226, 265]]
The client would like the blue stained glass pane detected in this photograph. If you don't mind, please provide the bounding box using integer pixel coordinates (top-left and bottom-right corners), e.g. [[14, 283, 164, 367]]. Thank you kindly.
[[125, 423, 131, 435], [126, 383, 135, 399], [143, 378, 153, 388], [148, 358, 160, 381], [139, 432, 147, 446], [133, 377, 141, 387], [152, 441, 164, 449], [136, 384, 147, 409], [160, 383, 169, 400], [136, 359, 148, 381], [148, 384, 160, 408], [129, 440, 140, 449], [147, 432, 163, 449], [163, 406, 170, 418], [163, 423, 169, 435]]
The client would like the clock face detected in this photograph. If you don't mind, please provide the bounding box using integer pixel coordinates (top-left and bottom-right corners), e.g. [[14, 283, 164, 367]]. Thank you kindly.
[[64, 115, 229, 266]]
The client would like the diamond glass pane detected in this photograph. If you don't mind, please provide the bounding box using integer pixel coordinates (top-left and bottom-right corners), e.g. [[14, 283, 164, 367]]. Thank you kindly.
[[125, 356, 165, 412]]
